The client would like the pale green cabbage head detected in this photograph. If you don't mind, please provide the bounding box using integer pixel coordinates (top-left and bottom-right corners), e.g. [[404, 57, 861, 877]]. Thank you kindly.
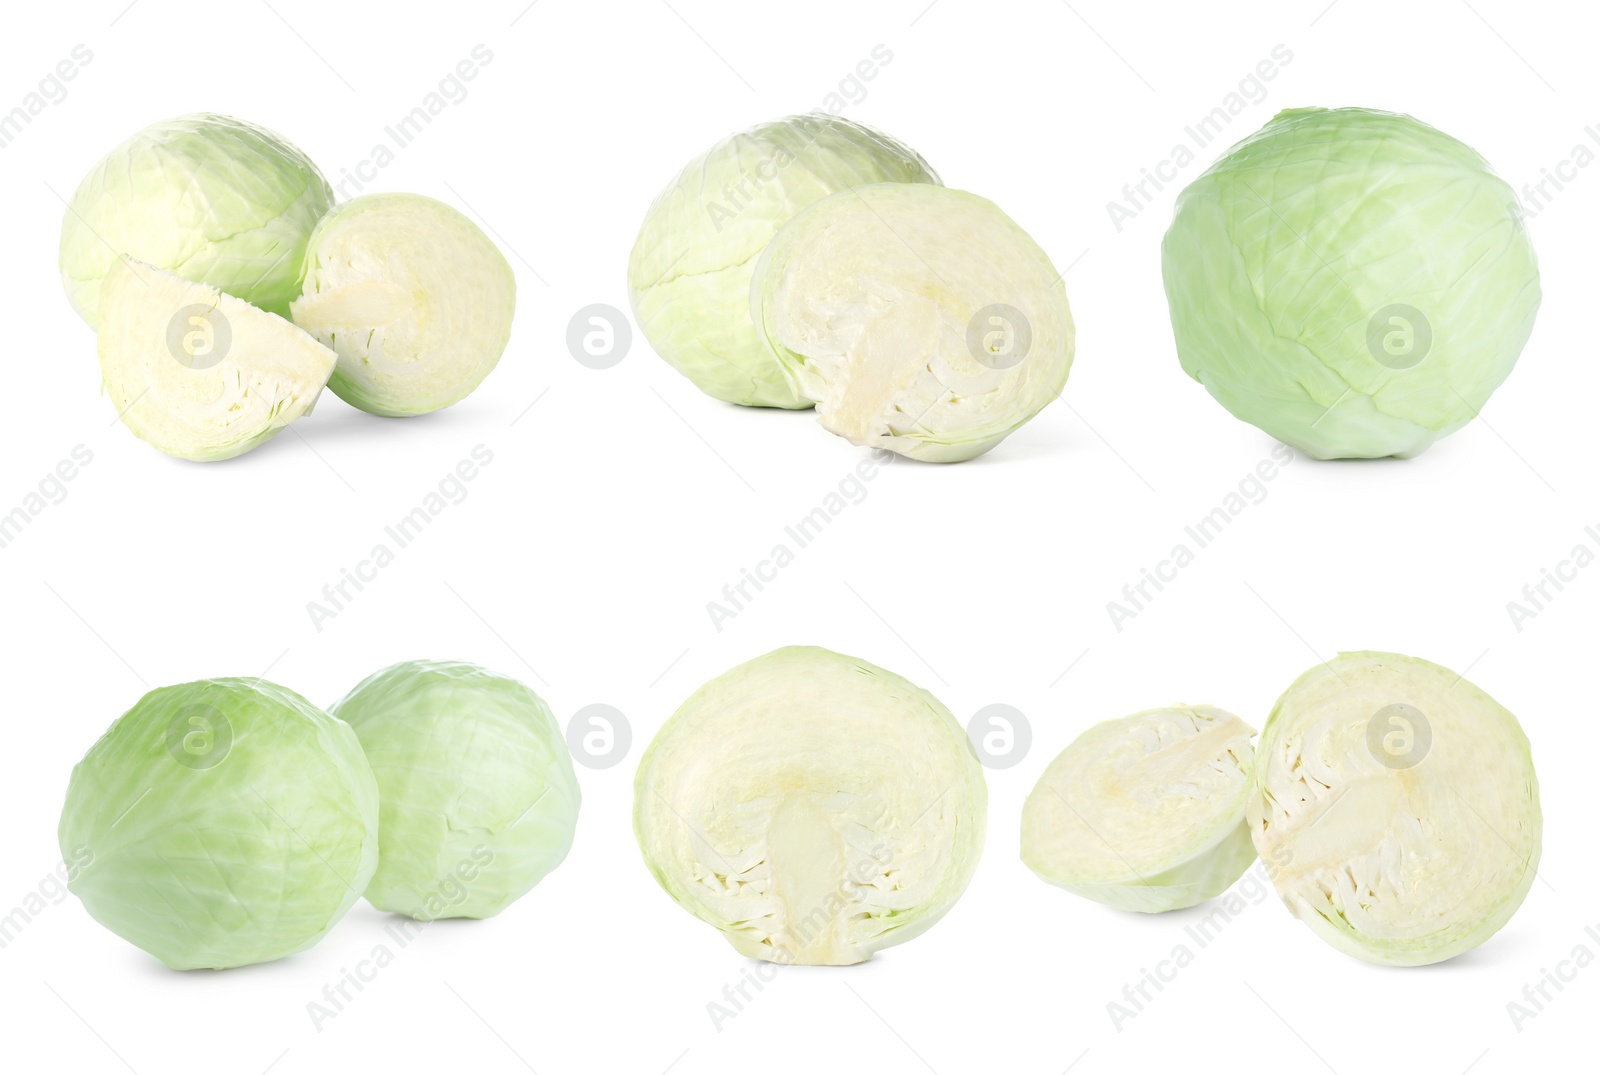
[[60, 113, 333, 329], [331, 660, 580, 920], [634, 646, 986, 965], [58, 679, 379, 970], [1251, 651, 1541, 966], [1162, 107, 1540, 459], [627, 114, 940, 408], [291, 193, 516, 417], [752, 183, 1074, 461], [1022, 706, 1257, 913]]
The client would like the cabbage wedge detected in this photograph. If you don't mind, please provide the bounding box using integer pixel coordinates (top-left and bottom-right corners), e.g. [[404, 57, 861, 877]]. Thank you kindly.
[[1022, 706, 1257, 912], [98, 258, 336, 461]]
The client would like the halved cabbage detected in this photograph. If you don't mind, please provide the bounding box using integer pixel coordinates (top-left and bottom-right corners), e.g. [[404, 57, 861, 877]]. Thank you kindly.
[[751, 183, 1074, 461], [291, 193, 516, 417], [60, 113, 332, 330], [1022, 706, 1257, 912], [58, 678, 379, 970], [330, 660, 580, 920], [98, 257, 337, 461], [1250, 651, 1541, 966], [627, 114, 941, 408], [633, 646, 986, 965]]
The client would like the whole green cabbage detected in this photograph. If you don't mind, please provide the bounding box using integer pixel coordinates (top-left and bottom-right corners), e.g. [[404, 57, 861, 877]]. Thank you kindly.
[[59, 113, 332, 329], [1162, 107, 1540, 459], [331, 660, 581, 920], [628, 115, 940, 408], [58, 679, 379, 970]]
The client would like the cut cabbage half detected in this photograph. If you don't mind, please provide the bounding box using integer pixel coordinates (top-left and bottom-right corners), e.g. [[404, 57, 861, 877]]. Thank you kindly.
[[98, 257, 337, 461], [1251, 652, 1541, 966], [291, 193, 516, 416], [751, 183, 1074, 462], [1021, 706, 1257, 912], [633, 646, 986, 965]]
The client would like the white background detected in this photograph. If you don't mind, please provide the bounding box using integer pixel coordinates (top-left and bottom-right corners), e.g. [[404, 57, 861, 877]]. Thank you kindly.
[[1, 0, 1595, 1072]]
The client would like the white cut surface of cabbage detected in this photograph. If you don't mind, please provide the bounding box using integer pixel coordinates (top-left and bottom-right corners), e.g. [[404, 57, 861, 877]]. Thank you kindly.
[[633, 646, 986, 965], [291, 193, 515, 417], [1022, 706, 1257, 912], [98, 258, 336, 461], [1251, 652, 1541, 966], [752, 183, 1074, 461]]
